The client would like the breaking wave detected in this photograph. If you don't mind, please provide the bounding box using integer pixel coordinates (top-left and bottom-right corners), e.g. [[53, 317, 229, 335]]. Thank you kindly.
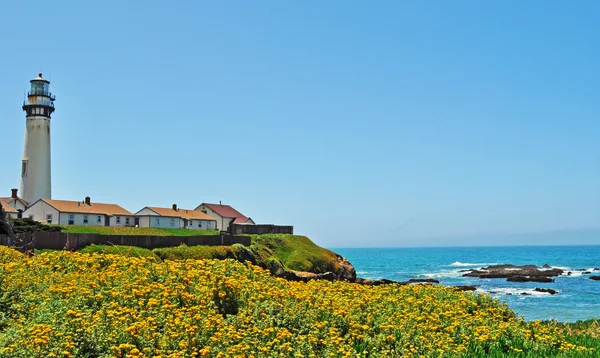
[[479, 287, 555, 297]]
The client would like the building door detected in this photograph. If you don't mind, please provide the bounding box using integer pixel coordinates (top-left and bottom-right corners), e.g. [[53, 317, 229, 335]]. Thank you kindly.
[[134, 217, 140, 227], [105, 215, 110, 226]]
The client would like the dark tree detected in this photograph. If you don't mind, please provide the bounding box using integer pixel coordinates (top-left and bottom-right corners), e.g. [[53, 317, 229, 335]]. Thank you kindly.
[[0, 203, 17, 245]]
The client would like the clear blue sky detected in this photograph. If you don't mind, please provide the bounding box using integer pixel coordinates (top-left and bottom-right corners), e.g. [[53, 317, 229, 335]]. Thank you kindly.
[[1, 1, 598, 247]]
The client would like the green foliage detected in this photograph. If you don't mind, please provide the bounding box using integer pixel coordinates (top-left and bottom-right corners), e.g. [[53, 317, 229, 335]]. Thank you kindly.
[[0, 247, 596, 357], [250, 234, 341, 273], [9, 218, 63, 234], [79, 244, 161, 262], [151, 234, 341, 278], [62, 225, 219, 236], [154, 245, 233, 261], [541, 319, 600, 354], [212, 278, 240, 318]]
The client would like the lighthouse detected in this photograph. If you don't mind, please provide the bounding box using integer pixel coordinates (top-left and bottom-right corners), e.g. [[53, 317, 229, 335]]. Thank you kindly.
[[19, 73, 55, 205]]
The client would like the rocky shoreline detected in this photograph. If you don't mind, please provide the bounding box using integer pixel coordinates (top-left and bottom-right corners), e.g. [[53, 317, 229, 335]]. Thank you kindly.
[[287, 257, 600, 298]]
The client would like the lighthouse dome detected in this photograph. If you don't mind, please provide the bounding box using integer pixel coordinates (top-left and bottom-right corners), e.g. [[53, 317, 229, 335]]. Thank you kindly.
[[30, 73, 50, 83]]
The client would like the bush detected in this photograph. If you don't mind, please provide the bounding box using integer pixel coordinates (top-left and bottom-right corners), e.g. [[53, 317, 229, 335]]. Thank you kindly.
[[10, 218, 63, 234]]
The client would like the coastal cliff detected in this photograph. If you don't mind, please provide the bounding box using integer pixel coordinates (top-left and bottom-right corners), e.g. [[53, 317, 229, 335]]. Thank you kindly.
[[83, 234, 357, 282]]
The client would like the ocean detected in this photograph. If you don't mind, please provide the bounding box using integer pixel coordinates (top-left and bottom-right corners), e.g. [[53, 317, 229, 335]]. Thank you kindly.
[[333, 246, 600, 322]]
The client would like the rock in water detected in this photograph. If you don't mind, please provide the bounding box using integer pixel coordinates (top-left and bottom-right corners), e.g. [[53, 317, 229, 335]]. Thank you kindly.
[[590, 276, 600, 281], [354, 278, 406, 286], [534, 288, 558, 295], [453, 285, 477, 292], [507, 276, 554, 283], [463, 264, 562, 281], [408, 278, 440, 284]]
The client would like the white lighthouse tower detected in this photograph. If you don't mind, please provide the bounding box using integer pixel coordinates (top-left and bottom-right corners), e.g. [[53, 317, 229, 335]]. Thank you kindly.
[[19, 73, 55, 205]]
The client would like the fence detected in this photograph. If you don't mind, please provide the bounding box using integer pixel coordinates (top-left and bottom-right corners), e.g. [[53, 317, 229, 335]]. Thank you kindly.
[[0, 232, 251, 251], [230, 224, 294, 235]]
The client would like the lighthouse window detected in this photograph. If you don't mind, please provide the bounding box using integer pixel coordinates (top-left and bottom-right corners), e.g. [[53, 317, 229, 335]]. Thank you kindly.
[[21, 161, 27, 177]]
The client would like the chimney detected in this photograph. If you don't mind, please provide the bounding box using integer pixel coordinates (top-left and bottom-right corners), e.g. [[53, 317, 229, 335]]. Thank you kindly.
[[85, 196, 91, 205], [173, 204, 178, 211], [11, 189, 18, 199]]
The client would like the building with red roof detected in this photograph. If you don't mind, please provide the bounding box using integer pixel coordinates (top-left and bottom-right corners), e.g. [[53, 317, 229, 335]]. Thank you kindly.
[[195, 202, 255, 231]]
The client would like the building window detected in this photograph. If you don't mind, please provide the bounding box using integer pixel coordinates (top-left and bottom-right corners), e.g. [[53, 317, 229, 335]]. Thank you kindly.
[[170, 218, 175, 227], [156, 218, 160, 226], [46, 214, 52, 224], [21, 161, 27, 177], [125, 217, 130, 225], [68, 214, 75, 225], [199, 222, 202, 228], [116, 216, 121, 224], [97, 215, 102, 223], [83, 215, 89, 224]]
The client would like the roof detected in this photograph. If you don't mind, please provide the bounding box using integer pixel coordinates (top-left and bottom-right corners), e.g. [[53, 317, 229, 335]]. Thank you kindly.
[[0, 198, 13, 205], [201, 203, 251, 221], [145, 207, 215, 221], [31, 73, 49, 83], [0, 196, 28, 207], [0, 199, 18, 213], [41, 199, 132, 216], [233, 217, 253, 224]]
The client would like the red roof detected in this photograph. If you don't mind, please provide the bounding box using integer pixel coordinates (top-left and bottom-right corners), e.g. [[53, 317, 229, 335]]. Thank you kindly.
[[202, 203, 250, 222]]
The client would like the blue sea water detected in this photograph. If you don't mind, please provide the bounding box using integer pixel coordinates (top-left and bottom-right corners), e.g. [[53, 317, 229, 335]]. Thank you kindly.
[[332, 246, 600, 322]]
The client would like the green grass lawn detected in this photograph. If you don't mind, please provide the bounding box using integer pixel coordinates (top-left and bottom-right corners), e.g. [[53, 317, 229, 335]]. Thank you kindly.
[[61, 225, 219, 236]]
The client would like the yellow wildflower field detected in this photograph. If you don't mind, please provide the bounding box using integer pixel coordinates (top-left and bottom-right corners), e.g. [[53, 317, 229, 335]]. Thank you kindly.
[[0, 246, 591, 357]]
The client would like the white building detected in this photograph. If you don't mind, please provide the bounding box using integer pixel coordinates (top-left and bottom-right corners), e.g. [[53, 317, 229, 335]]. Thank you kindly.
[[23, 197, 133, 226], [0, 189, 28, 213], [195, 203, 255, 231], [134, 205, 217, 230], [20, 73, 55, 205]]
